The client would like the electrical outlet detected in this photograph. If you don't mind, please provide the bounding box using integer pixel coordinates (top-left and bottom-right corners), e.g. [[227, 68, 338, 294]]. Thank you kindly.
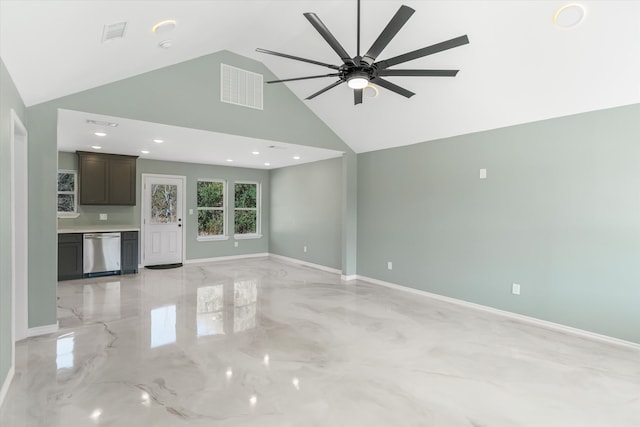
[[99, 213, 107, 221], [189, 209, 194, 215], [479, 168, 487, 179], [512, 283, 521, 295], [234, 241, 239, 248], [303, 246, 307, 253], [387, 261, 393, 270]]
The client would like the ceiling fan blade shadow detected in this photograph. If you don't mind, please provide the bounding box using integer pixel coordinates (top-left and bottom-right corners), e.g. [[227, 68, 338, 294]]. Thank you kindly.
[[354, 88, 363, 105], [304, 13, 356, 66], [362, 5, 414, 66], [256, 48, 340, 70], [378, 69, 459, 77], [376, 35, 470, 69], [306, 80, 345, 100], [267, 74, 340, 84], [371, 78, 415, 98]]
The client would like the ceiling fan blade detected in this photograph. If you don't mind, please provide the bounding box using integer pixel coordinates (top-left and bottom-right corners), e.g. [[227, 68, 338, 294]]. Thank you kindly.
[[354, 88, 363, 105], [378, 69, 459, 77], [306, 80, 345, 100], [256, 48, 340, 70], [361, 5, 415, 66], [371, 77, 415, 98], [376, 35, 470, 69], [304, 13, 356, 66], [266, 74, 340, 84]]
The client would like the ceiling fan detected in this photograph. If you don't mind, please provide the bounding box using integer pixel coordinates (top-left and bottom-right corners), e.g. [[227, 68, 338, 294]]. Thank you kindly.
[[256, 0, 469, 105]]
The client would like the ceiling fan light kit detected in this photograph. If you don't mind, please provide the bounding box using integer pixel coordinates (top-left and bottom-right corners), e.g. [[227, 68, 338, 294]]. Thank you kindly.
[[257, 0, 469, 105]]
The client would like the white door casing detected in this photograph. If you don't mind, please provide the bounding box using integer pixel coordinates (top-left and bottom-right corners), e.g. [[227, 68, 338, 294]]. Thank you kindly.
[[142, 174, 185, 266], [10, 109, 28, 345]]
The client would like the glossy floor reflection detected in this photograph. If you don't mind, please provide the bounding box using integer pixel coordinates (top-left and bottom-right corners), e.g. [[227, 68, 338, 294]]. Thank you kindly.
[[1, 258, 639, 426]]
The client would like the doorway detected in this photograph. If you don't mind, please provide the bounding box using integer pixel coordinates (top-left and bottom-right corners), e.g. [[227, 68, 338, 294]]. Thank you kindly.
[[141, 174, 186, 266]]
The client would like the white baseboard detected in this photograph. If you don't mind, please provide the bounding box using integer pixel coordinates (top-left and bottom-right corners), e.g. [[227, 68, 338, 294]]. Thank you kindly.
[[0, 365, 15, 407], [341, 274, 357, 281], [355, 275, 640, 351], [26, 322, 59, 338], [268, 254, 342, 275], [184, 253, 269, 265]]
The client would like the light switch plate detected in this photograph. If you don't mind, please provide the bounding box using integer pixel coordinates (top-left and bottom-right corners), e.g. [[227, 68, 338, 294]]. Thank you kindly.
[[512, 283, 521, 295], [99, 213, 107, 221], [189, 209, 194, 215], [480, 168, 487, 179]]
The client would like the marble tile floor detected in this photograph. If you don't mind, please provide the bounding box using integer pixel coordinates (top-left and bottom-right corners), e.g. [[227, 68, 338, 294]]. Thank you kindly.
[[1, 258, 639, 426]]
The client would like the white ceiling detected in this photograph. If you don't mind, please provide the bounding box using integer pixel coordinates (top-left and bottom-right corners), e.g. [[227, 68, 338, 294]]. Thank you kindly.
[[57, 109, 344, 169], [2, 0, 639, 157]]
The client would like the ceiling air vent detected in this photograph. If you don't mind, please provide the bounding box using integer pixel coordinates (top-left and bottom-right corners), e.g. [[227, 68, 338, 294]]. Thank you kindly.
[[102, 22, 127, 43], [221, 64, 263, 110]]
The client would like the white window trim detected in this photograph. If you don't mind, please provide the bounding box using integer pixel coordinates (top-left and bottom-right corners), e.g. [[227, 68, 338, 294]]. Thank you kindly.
[[233, 181, 261, 237], [57, 169, 79, 218], [234, 233, 262, 240], [197, 178, 227, 239]]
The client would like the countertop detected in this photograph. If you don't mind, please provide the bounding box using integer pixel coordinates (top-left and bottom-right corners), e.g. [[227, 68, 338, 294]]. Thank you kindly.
[[58, 226, 140, 234]]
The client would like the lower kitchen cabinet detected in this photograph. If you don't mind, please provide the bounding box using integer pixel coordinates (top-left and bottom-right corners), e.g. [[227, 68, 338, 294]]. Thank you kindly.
[[58, 230, 139, 280], [58, 233, 83, 280], [121, 231, 139, 274]]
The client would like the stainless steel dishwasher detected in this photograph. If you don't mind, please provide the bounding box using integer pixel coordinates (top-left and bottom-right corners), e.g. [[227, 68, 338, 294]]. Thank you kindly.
[[83, 232, 121, 276]]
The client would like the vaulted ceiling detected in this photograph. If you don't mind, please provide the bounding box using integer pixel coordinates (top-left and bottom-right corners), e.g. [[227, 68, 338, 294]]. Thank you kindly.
[[1, 0, 639, 155]]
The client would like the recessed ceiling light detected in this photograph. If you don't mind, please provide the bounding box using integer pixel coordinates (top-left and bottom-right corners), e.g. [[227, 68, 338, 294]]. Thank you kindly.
[[91, 145, 102, 150], [364, 84, 379, 98], [293, 156, 301, 160], [152, 19, 177, 34], [252, 151, 260, 155], [226, 159, 233, 162], [153, 139, 164, 143], [264, 162, 270, 166], [141, 150, 150, 154], [553, 4, 585, 28], [94, 131, 107, 137]]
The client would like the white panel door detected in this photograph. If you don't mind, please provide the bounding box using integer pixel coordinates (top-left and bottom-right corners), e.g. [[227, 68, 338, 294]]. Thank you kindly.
[[143, 175, 184, 266]]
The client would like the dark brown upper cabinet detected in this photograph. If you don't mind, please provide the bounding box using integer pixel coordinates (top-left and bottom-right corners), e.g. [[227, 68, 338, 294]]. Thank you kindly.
[[77, 151, 138, 205]]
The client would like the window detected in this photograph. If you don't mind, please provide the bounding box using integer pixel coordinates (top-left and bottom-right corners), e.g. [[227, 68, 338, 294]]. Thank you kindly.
[[197, 179, 226, 239], [57, 170, 78, 217], [234, 182, 260, 237]]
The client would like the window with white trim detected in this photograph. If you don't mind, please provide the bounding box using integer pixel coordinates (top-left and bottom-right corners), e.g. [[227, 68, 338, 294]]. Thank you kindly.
[[197, 179, 226, 239], [57, 170, 78, 217], [234, 182, 260, 237]]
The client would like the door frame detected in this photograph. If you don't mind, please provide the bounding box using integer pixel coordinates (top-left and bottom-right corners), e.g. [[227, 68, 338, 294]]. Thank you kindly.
[[140, 173, 187, 266], [10, 109, 29, 351]]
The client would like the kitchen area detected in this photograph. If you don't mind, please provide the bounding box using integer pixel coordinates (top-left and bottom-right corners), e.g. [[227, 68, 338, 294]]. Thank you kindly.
[[57, 150, 140, 280]]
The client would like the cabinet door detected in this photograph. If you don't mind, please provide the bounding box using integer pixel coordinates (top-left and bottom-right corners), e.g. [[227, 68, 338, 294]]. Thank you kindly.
[[121, 231, 139, 274], [109, 157, 136, 205], [79, 154, 108, 204], [58, 234, 83, 280]]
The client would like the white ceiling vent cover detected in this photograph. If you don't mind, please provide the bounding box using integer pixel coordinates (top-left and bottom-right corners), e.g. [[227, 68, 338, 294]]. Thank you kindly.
[[221, 64, 263, 110], [102, 22, 127, 43]]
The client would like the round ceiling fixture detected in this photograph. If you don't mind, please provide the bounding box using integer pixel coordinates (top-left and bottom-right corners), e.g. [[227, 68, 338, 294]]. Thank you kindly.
[[553, 4, 585, 28], [364, 84, 379, 98], [152, 20, 177, 34]]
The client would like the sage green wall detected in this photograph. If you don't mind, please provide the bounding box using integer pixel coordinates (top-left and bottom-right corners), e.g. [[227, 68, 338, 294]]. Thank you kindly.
[[357, 104, 640, 344], [58, 152, 269, 259], [25, 49, 352, 329], [270, 157, 342, 270], [0, 58, 26, 394]]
